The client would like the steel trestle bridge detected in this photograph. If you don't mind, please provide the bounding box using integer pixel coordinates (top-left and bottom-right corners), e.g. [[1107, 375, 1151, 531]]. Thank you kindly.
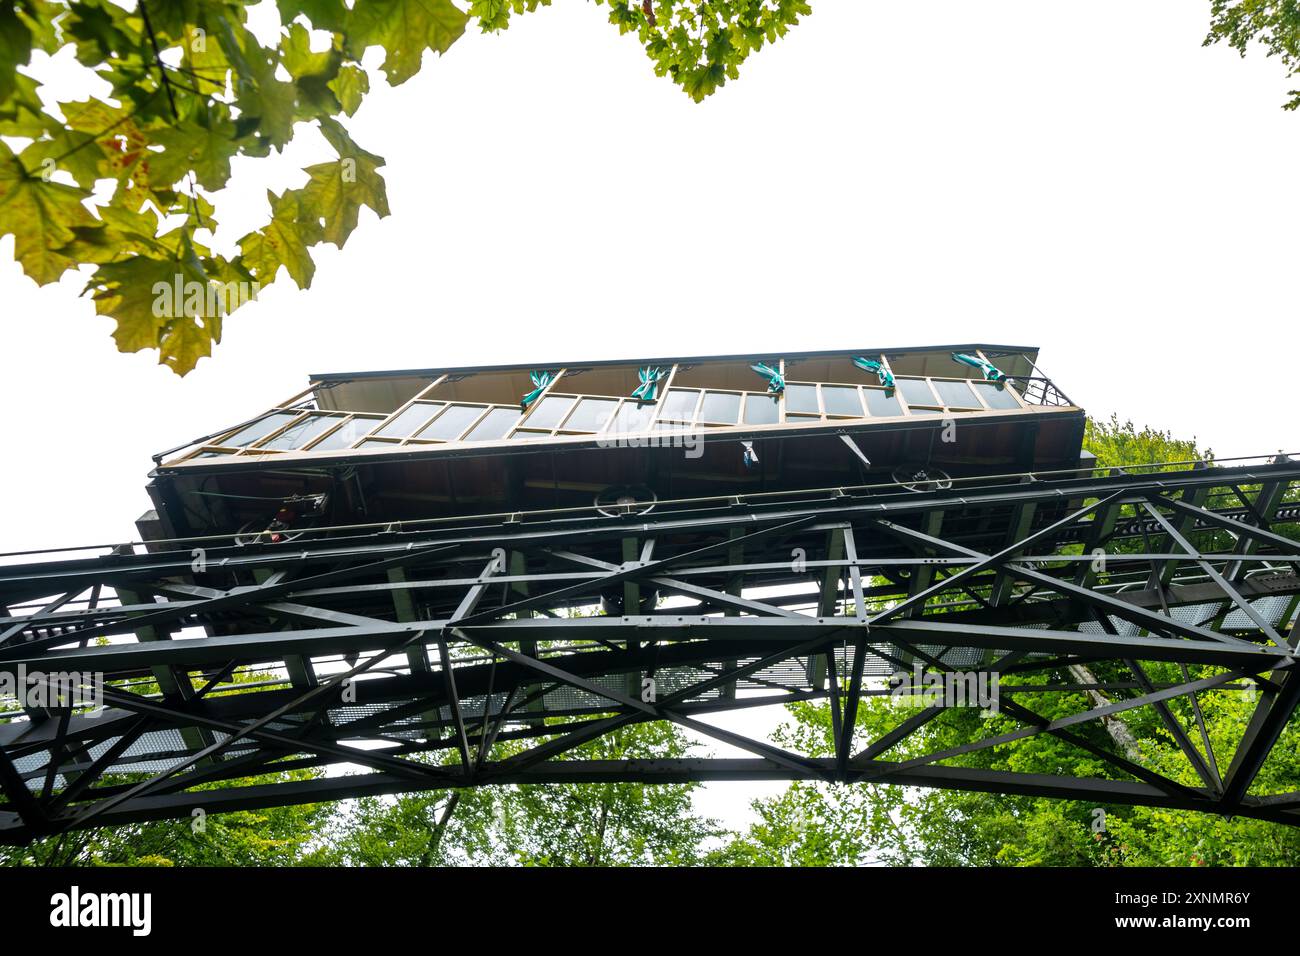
[[1, 452, 1299, 844]]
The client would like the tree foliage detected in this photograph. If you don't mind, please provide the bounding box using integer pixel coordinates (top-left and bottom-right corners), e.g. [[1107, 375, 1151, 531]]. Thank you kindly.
[[1206, 0, 1300, 109], [327, 720, 722, 866], [0, 768, 335, 866], [0, 0, 809, 374], [1084, 413, 1211, 471]]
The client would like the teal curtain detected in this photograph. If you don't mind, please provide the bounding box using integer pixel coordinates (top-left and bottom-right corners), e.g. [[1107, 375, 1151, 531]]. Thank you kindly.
[[751, 361, 785, 393], [852, 355, 895, 390], [631, 366, 665, 402], [520, 370, 554, 410], [951, 352, 1006, 384]]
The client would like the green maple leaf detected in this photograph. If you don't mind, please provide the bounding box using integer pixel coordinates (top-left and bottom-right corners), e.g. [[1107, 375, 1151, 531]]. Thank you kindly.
[[88, 253, 189, 354], [87, 236, 248, 374], [680, 61, 727, 103], [281, 21, 334, 78], [239, 188, 322, 289], [148, 111, 240, 192], [96, 116, 159, 210], [0, 142, 100, 285], [219, 17, 300, 148], [329, 64, 369, 117], [158, 313, 219, 376], [283, 23, 347, 115], [347, 0, 469, 85], [297, 118, 389, 248], [240, 69, 300, 149]]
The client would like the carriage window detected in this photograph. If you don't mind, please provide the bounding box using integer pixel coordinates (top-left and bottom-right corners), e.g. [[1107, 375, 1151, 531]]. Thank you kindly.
[[416, 405, 485, 440], [521, 396, 574, 431], [974, 382, 1022, 410], [660, 389, 699, 422], [220, 412, 298, 447], [608, 401, 657, 435], [372, 403, 444, 438], [700, 391, 742, 424], [562, 398, 618, 433], [783, 383, 819, 415], [822, 385, 864, 417], [932, 379, 981, 410], [309, 417, 379, 450], [863, 388, 902, 417], [257, 413, 343, 450], [743, 393, 780, 424], [463, 407, 520, 442], [898, 378, 938, 408]]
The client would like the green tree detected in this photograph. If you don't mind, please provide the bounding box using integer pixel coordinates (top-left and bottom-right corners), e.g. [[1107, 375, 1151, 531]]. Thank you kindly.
[[0, 0, 809, 374], [328, 785, 510, 866], [1206, 0, 1300, 110], [0, 769, 335, 866], [327, 720, 722, 866], [1084, 413, 1210, 471], [500, 722, 721, 866]]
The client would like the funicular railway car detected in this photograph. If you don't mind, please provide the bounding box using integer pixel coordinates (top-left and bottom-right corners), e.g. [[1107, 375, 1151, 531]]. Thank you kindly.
[[142, 344, 1087, 546]]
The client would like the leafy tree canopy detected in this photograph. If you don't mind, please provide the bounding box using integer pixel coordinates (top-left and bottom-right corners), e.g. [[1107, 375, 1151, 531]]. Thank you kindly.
[[327, 720, 722, 866], [0, 0, 810, 374], [1206, 0, 1300, 110], [0, 768, 335, 866]]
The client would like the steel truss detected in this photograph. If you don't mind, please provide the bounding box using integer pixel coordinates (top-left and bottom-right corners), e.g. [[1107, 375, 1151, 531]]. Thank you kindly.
[[1, 459, 1300, 844]]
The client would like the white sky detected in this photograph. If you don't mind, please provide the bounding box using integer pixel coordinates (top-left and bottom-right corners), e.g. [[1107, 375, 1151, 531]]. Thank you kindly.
[[2, 0, 1299, 838]]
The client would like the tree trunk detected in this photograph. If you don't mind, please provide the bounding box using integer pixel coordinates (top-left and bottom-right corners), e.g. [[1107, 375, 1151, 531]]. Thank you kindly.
[[1069, 663, 1142, 762]]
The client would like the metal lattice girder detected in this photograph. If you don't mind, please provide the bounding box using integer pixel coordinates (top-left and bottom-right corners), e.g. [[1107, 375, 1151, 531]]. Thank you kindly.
[[1, 459, 1299, 844]]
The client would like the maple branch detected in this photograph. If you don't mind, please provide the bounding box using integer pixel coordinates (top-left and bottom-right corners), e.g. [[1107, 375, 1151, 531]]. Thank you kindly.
[[163, 62, 228, 91], [138, 0, 179, 120]]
